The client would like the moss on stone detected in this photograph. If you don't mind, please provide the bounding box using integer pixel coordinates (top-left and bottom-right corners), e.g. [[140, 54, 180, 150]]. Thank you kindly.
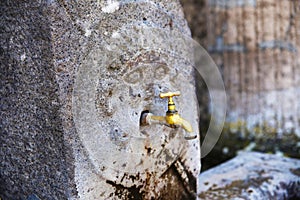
[[198, 176, 273, 199]]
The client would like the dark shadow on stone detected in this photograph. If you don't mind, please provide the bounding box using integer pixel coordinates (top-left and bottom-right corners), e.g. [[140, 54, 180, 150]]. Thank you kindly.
[[158, 162, 196, 200]]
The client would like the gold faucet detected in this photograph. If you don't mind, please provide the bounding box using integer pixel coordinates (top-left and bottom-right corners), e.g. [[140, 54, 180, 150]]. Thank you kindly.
[[142, 91, 197, 140]]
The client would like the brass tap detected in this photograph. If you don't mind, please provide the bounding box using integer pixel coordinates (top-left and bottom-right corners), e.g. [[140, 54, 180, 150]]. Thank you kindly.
[[142, 91, 196, 140]]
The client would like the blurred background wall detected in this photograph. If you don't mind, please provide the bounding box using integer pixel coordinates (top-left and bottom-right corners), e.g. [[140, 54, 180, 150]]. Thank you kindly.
[[180, 0, 300, 170]]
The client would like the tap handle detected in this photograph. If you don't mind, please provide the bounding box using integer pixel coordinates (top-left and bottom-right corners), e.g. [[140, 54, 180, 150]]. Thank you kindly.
[[160, 91, 180, 112], [159, 91, 181, 99]]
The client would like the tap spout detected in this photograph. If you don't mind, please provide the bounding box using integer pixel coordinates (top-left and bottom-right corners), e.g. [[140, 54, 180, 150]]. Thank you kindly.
[[166, 113, 197, 140], [176, 116, 193, 133]]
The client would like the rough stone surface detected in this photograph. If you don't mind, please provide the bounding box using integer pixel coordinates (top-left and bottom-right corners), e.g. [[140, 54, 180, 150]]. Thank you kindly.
[[198, 152, 300, 199], [0, 1, 74, 199], [1, 0, 200, 199]]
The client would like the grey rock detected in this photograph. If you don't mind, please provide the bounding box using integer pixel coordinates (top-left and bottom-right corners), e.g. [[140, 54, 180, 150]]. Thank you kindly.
[[26, 194, 41, 200], [198, 152, 300, 199], [0, 1, 73, 199]]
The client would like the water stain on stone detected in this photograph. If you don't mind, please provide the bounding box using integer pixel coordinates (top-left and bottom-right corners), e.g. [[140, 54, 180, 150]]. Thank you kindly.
[[106, 180, 144, 200]]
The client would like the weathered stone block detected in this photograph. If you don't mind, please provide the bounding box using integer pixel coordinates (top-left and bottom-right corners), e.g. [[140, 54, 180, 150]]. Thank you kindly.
[[198, 152, 300, 199], [1, 0, 201, 199]]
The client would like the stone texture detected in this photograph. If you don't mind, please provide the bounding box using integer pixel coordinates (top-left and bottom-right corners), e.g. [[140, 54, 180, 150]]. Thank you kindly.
[[0, 1, 74, 199], [1, 0, 200, 199], [198, 152, 300, 199]]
